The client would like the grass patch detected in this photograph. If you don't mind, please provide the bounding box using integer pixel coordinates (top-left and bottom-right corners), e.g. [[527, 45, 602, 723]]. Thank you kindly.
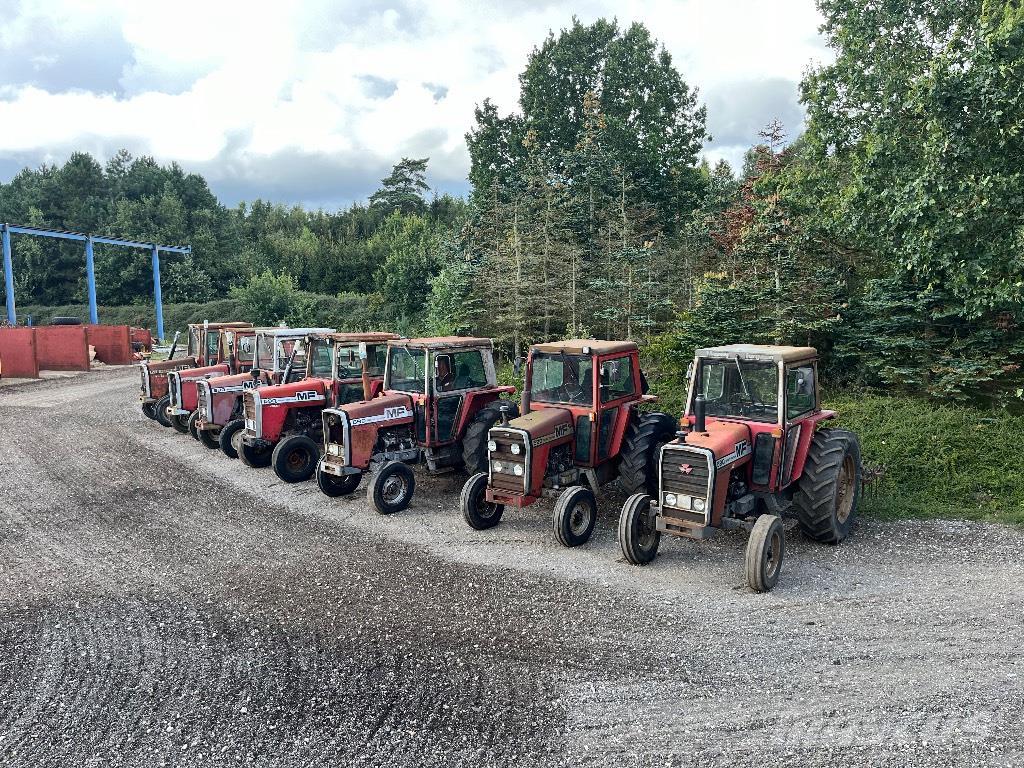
[[827, 391, 1024, 525]]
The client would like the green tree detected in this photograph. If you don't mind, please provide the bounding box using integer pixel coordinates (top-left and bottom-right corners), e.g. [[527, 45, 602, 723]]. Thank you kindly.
[[369, 158, 431, 216]]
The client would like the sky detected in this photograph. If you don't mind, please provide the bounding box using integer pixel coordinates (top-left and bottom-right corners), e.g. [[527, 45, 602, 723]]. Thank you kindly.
[[0, 0, 833, 210]]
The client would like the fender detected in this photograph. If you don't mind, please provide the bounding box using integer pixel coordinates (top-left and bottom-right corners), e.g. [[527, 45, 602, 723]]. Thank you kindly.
[[455, 386, 517, 437]]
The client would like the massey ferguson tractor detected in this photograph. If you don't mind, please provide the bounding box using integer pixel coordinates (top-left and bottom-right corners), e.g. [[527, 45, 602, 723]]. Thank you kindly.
[[316, 337, 518, 513], [193, 327, 332, 453], [139, 322, 253, 426], [163, 326, 273, 434], [459, 339, 677, 547], [239, 332, 400, 482], [617, 344, 862, 592]]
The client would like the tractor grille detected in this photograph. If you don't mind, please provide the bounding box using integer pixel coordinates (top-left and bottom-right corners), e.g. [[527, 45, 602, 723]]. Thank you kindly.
[[488, 428, 528, 495], [660, 445, 712, 499], [167, 372, 181, 408], [197, 380, 213, 421], [140, 365, 149, 396], [243, 391, 260, 437]]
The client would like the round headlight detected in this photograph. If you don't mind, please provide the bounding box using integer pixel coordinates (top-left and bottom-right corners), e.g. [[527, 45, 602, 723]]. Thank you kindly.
[[328, 415, 338, 426], [693, 498, 706, 512], [493, 461, 503, 473], [487, 440, 497, 452], [510, 443, 521, 455], [664, 493, 678, 507], [513, 464, 524, 477]]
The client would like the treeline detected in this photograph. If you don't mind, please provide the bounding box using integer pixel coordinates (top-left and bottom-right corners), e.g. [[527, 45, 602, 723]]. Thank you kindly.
[[2, 2, 1022, 403]]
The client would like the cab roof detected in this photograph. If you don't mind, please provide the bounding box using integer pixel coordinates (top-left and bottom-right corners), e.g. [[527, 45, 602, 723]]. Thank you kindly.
[[389, 336, 493, 350], [259, 327, 334, 338], [322, 332, 401, 343], [188, 322, 252, 330], [696, 344, 817, 363], [532, 338, 637, 356]]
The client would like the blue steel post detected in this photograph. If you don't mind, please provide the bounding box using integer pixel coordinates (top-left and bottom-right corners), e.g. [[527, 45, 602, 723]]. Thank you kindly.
[[85, 236, 98, 324], [151, 245, 165, 341], [2, 225, 15, 324]]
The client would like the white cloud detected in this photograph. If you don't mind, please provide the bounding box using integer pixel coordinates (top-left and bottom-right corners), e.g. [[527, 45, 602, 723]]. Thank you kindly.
[[0, 0, 832, 206]]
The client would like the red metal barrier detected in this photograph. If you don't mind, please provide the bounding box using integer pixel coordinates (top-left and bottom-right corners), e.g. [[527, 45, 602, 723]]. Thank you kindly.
[[131, 327, 153, 353], [0, 328, 40, 378], [34, 326, 90, 371], [86, 324, 134, 365]]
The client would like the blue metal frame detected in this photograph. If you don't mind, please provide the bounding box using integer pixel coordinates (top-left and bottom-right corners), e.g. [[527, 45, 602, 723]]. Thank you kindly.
[[1, 223, 189, 340]]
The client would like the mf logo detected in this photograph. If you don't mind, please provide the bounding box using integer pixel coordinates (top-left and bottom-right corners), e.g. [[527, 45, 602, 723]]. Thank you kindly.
[[295, 390, 320, 402], [735, 440, 750, 455], [383, 406, 411, 420], [553, 423, 572, 438], [243, 379, 258, 389], [680, 464, 693, 475]]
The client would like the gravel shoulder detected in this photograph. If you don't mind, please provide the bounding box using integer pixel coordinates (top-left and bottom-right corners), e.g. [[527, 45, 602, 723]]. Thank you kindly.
[[1, 368, 1022, 767]]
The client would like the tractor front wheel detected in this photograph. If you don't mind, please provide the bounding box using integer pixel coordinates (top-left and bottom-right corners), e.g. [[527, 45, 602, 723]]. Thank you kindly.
[[618, 493, 660, 565], [618, 412, 677, 496], [219, 419, 244, 459], [793, 429, 862, 544], [239, 439, 273, 469], [154, 395, 172, 428], [272, 434, 320, 483], [170, 412, 190, 434], [141, 401, 157, 420], [745, 514, 785, 592], [552, 485, 597, 547], [368, 460, 416, 514], [461, 472, 504, 530], [316, 464, 362, 497], [187, 411, 203, 441], [197, 426, 220, 450]]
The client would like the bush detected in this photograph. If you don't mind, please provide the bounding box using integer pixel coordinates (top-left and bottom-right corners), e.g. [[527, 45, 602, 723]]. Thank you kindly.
[[228, 271, 297, 326]]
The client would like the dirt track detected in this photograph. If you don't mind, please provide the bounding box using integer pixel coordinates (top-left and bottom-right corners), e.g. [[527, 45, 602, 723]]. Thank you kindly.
[[1, 367, 1022, 767]]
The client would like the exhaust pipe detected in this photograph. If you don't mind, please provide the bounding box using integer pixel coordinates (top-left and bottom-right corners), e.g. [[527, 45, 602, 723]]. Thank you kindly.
[[500, 403, 511, 425], [694, 393, 707, 433]]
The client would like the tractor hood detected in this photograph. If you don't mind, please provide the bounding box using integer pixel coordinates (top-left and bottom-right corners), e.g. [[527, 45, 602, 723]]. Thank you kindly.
[[508, 407, 574, 447], [175, 363, 228, 381], [683, 419, 753, 470], [206, 371, 257, 392], [339, 392, 415, 425], [144, 357, 198, 373], [256, 378, 328, 406]]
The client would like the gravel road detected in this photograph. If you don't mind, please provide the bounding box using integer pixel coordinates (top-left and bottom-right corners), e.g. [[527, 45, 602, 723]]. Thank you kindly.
[[1, 368, 1022, 767]]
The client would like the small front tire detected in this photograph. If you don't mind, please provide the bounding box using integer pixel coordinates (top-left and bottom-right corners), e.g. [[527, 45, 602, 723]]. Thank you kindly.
[[618, 493, 660, 565], [239, 439, 273, 469], [316, 463, 362, 497], [745, 515, 785, 592], [368, 460, 416, 514], [187, 411, 203, 440], [271, 434, 320, 483], [197, 426, 220, 450], [142, 401, 157, 420], [461, 472, 504, 530], [170, 412, 190, 434], [154, 395, 172, 427], [552, 485, 597, 547], [219, 419, 244, 459]]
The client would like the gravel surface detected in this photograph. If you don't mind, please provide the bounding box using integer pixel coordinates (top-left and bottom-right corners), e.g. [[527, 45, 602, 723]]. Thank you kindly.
[[1, 367, 1022, 767]]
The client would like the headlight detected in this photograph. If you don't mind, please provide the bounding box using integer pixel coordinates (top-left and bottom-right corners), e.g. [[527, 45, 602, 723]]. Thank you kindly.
[[513, 464, 523, 477], [493, 461, 503, 473], [510, 443, 521, 455], [327, 443, 342, 457], [487, 440, 497, 452], [664, 493, 678, 507], [328, 415, 339, 426], [693, 498, 706, 512]]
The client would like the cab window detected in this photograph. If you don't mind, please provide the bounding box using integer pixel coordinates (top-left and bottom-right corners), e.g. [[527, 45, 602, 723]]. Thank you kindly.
[[236, 334, 256, 364], [336, 345, 363, 378], [365, 345, 387, 376], [530, 353, 593, 405], [308, 340, 333, 378], [786, 364, 816, 420], [256, 335, 276, 368], [388, 347, 426, 393], [599, 356, 635, 403], [435, 350, 487, 392], [206, 330, 220, 361], [187, 327, 200, 358], [697, 358, 779, 423]]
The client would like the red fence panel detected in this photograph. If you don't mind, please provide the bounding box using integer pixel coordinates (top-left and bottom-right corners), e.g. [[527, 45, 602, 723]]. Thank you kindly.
[[34, 326, 90, 371], [86, 324, 134, 365], [0, 328, 40, 378]]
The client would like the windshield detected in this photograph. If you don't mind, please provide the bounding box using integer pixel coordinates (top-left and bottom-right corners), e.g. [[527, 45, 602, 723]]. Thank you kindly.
[[206, 330, 221, 361], [256, 335, 275, 368], [308, 339, 334, 378], [696, 357, 779, 422], [336, 345, 363, 379], [278, 338, 303, 373], [387, 347, 426, 393], [187, 327, 200, 358], [530, 352, 594, 405], [236, 334, 256, 365]]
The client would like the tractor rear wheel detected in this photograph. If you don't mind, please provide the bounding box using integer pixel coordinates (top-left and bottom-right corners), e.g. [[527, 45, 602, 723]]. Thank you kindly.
[[745, 514, 785, 592], [793, 429, 862, 544], [154, 395, 172, 428], [316, 464, 362, 497], [617, 411, 677, 496], [187, 411, 203, 440], [219, 419, 244, 459], [239, 440, 273, 468], [461, 402, 520, 475], [618, 493, 660, 565], [197, 426, 220, 450], [461, 472, 504, 530], [368, 460, 416, 514], [271, 434, 320, 483], [142, 401, 157, 420], [170, 412, 190, 434], [553, 485, 597, 547]]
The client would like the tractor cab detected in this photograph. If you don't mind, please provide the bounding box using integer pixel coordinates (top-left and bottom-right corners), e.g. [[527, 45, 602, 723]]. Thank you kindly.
[[460, 339, 675, 548], [618, 344, 862, 592]]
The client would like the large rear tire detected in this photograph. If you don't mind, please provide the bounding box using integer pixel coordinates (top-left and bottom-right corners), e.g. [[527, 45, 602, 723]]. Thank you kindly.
[[618, 493, 660, 565], [461, 402, 519, 475], [239, 439, 273, 468], [271, 434, 320, 483], [219, 419, 244, 459], [617, 411, 677, 496], [461, 472, 504, 530], [154, 395, 172, 427], [793, 428, 862, 544], [745, 515, 785, 592], [552, 485, 597, 547], [368, 460, 416, 514], [316, 463, 362, 497]]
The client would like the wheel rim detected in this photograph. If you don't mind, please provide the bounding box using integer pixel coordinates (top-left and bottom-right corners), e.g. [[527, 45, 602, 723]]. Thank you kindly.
[[231, 432, 243, 454], [287, 449, 308, 471], [474, 487, 498, 521], [381, 474, 407, 505], [635, 506, 657, 550], [764, 527, 782, 580], [836, 454, 856, 523], [569, 500, 592, 536]]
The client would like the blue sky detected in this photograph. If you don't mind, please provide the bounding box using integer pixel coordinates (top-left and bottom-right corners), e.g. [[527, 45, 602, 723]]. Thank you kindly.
[[0, 0, 832, 209]]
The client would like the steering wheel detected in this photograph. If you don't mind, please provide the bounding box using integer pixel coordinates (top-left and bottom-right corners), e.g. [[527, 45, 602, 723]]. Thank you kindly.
[[561, 382, 587, 403]]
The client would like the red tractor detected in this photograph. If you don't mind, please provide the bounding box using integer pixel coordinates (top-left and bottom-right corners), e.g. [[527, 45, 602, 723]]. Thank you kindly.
[[193, 327, 332, 454], [239, 332, 400, 482], [163, 326, 273, 435], [459, 339, 676, 547], [316, 337, 518, 513], [617, 344, 862, 592], [139, 322, 252, 426]]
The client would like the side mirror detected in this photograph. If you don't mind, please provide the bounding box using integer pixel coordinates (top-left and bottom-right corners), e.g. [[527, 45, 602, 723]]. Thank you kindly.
[[434, 354, 452, 375]]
